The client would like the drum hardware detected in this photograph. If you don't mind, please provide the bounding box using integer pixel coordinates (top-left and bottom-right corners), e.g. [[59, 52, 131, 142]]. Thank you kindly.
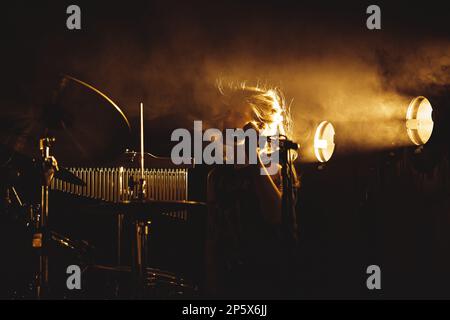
[[0, 144, 84, 231], [11, 75, 131, 299], [1, 76, 205, 299], [0, 144, 86, 188], [90, 265, 198, 298], [94, 199, 206, 298], [30, 136, 59, 298], [48, 155, 198, 298]]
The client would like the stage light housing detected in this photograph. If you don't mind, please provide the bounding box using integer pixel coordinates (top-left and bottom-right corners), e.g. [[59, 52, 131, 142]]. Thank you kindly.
[[406, 96, 434, 146], [314, 121, 335, 162]]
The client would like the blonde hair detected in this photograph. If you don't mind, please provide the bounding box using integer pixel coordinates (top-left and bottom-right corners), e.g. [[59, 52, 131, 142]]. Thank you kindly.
[[217, 81, 300, 188], [217, 81, 293, 138]]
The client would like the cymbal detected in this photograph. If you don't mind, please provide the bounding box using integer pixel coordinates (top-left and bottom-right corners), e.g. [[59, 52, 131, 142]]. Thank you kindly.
[[54, 167, 86, 186], [0, 144, 85, 186], [2, 75, 131, 167], [95, 199, 206, 218]]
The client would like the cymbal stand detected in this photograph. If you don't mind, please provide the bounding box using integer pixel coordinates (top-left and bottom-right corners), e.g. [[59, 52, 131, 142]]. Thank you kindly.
[[133, 102, 148, 297], [32, 137, 57, 299]]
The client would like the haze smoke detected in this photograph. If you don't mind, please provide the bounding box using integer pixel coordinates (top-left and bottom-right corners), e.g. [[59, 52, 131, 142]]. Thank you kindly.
[[4, 2, 448, 157]]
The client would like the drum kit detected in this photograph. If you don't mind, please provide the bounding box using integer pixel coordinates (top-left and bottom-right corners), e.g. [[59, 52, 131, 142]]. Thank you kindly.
[[0, 75, 206, 299]]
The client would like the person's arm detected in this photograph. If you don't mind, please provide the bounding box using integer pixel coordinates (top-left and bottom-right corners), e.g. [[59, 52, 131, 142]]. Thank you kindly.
[[253, 150, 282, 224], [241, 122, 282, 224]]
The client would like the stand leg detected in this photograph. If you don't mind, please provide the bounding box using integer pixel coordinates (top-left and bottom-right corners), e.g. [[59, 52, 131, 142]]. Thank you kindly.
[[33, 185, 50, 299], [117, 213, 124, 266], [32, 137, 56, 299], [133, 221, 145, 298]]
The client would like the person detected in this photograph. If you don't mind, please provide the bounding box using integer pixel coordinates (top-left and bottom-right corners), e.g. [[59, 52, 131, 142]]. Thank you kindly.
[[205, 83, 299, 297]]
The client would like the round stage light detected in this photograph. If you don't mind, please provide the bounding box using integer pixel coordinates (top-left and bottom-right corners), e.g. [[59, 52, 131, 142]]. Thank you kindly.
[[406, 96, 434, 146], [314, 121, 336, 162]]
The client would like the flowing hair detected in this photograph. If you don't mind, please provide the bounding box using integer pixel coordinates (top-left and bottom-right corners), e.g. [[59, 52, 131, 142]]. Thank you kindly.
[[216, 80, 294, 138]]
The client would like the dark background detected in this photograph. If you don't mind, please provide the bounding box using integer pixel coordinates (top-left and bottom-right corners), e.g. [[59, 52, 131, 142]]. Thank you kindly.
[[0, 0, 449, 299]]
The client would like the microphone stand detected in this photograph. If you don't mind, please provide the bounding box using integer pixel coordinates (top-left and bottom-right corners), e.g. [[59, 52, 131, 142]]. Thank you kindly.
[[278, 136, 299, 295]]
